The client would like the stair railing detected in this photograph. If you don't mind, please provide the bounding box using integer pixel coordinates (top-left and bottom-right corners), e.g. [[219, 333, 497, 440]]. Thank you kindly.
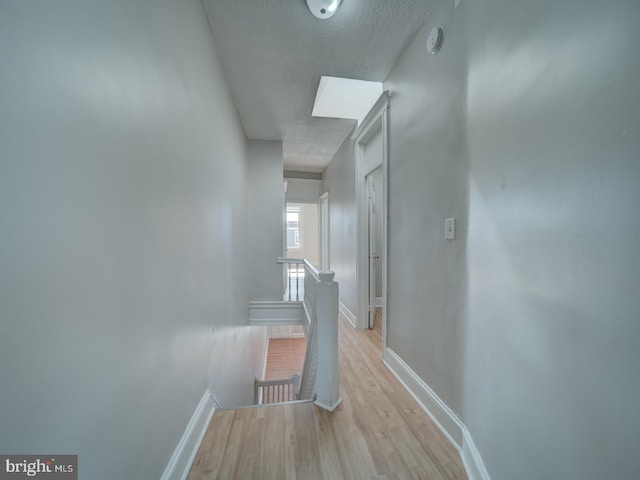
[[258, 258, 341, 412], [277, 257, 305, 301], [254, 373, 300, 405], [297, 260, 341, 411]]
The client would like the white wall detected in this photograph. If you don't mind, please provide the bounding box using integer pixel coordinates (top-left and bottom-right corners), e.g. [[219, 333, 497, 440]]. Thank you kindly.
[[285, 178, 321, 203], [384, 0, 467, 416], [463, 0, 640, 478], [247, 140, 284, 300], [0, 0, 265, 478], [383, 0, 640, 479], [321, 135, 357, 314]]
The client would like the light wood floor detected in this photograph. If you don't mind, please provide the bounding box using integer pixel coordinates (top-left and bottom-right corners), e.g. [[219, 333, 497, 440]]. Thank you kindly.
[[264, 337, 306, 380], [373, 307, 383, 340], [188, 312, 467, 480]]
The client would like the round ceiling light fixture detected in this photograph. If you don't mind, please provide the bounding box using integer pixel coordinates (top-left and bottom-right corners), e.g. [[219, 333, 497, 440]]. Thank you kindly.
[[306, 0, 342, 19], [426, 26, 444, 54]]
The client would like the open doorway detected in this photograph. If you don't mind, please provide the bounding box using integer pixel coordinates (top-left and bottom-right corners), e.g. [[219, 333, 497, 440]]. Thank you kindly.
[[367, 167, 383, 330], [283, 202, 319, 301], [285, 202, 319, 267], [354, 92, 389, 352]]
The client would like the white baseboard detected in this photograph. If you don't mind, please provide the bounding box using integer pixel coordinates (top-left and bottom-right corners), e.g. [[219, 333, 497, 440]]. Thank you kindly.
[[374, 297, 383, 308], [383, 348, 463, 448], [160, 389, 216, 480], [338, 300, 357, 328], [382, 348, 490, 480], [314, 396, 342, 412], [461, 427, 491, 480]]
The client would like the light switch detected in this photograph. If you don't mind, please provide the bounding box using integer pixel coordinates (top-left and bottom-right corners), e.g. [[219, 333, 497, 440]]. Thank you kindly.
[[445, 218, 456, 240]]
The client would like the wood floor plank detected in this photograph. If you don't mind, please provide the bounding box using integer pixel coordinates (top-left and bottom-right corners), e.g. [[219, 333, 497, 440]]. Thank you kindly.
[[187, 312, 467, 480], [313, 409, 344, 480], [233, 408, 263, 480], [292, 403, 324, 478], [188, 410, 234, 479], [283, 405, 297, 480], [259, 405, 287, 480], [215, 416, 243, 478]]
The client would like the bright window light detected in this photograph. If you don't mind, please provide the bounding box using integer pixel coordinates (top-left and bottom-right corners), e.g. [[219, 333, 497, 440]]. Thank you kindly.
[[286, 207, 301, 249], [311, 76, 383, 125]]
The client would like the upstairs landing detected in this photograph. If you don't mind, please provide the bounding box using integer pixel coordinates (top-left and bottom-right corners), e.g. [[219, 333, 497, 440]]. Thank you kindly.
[[187, 312, 467, 479]]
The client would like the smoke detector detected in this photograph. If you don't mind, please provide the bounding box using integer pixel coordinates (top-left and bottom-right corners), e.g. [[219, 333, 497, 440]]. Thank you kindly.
[[306, 0, 342, 19]]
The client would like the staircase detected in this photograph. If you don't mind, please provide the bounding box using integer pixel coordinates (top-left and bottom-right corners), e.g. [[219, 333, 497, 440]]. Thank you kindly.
[[250, 258, 341, 411]]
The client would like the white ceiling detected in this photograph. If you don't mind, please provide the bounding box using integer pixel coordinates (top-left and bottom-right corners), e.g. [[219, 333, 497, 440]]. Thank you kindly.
[[202, 0, 432, 173]]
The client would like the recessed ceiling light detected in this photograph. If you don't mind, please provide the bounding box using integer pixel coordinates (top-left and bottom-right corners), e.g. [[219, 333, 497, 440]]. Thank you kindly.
[[306, 0, 342, 19]]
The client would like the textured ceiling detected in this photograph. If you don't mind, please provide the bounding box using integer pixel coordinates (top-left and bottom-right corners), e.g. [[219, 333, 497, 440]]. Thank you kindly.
[[203, 0, 432, 172]]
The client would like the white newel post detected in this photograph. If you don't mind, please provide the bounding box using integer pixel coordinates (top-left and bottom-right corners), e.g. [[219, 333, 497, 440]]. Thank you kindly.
[[314, 271, 342, 412]]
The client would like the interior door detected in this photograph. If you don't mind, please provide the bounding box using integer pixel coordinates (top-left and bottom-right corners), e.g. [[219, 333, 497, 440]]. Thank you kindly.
[[367, 175, 377, 329]]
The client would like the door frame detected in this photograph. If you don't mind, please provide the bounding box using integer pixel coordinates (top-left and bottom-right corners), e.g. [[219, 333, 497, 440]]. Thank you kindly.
[[353, 91, 390, 352]]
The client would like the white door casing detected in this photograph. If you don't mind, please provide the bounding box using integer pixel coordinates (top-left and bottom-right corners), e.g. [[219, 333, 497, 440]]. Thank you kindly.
[[353, 91, 390, 353]]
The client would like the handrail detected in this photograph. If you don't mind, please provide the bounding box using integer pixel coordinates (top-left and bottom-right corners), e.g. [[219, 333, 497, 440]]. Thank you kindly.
[[276, 257, 304, 264], [298, 264, 317, 400], [303, 258, 319, 277], [303, 260, 319, 330]]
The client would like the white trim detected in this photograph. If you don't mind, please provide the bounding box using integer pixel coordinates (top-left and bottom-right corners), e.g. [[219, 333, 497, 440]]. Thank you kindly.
[[338, 300, 357, 328], [383, 348, 463, 448], [354, 91, 390, 356], [314, 396, 343, 412], [283, 171, 322, 180], [462, 428, 492, 480], [374, 297, 383, 308], [380, 94, 389, 354], [382, 348, 491, 480], [160, 389, 216, 480], [249, 301, 305, 326], [351, 92, 391, 141], [282, 178, 322, 185]]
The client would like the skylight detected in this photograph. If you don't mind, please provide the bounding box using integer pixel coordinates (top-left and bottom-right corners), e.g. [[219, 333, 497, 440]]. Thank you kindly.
[[311, 76, 383, 125]]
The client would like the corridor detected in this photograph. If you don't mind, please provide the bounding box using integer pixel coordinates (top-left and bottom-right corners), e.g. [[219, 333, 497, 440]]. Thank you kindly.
[[187, 313, 466, 479]]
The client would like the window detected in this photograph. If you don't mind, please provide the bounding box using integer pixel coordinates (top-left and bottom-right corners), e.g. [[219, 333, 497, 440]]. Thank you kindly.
[[286, 207, 301, 249]]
